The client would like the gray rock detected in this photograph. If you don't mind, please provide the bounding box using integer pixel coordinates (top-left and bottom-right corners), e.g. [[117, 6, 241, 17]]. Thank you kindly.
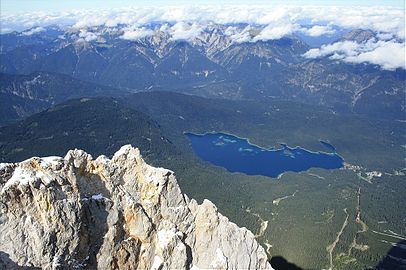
[[0, 145, 272, 269]]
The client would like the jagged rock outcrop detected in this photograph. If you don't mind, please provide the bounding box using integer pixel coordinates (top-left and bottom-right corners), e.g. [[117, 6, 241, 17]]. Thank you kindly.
[[0, 145, 271, 269]]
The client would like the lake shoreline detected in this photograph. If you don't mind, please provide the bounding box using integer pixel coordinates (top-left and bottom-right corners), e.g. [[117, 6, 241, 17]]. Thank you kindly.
[[185, 131, 345, 178]]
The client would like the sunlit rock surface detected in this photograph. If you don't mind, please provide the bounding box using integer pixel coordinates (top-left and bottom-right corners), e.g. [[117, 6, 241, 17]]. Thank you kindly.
[[0, 145, 271, 269]]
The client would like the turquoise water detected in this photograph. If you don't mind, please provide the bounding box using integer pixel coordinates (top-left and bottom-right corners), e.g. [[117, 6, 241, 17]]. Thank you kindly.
[[186, 132, 344, 178]]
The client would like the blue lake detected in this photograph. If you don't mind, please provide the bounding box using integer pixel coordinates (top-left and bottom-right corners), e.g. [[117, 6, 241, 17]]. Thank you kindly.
[[186, 132, 344, 178]]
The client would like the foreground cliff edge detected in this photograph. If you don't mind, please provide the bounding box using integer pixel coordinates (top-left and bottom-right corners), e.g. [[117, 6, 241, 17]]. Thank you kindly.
[[0, 145, 271, 269]]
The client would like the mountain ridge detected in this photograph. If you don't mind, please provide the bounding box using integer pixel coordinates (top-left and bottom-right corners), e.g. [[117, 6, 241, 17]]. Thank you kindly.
[[0, 72, 127, 126], [1, 24, 404, 120], [0, 145, 272, 269]]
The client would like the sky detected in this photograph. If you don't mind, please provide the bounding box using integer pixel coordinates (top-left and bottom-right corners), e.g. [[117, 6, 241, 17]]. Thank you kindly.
[[1, 0, 405, 13]]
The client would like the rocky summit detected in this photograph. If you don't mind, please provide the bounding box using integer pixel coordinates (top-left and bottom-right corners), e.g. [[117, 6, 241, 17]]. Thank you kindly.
[[0, 145, 271, 269]]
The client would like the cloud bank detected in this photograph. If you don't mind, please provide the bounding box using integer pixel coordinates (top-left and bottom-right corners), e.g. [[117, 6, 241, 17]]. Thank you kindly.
[[301, 25, 336, 37], [2, 5, 404, 38], [21, 26, 45, 36], [78, 29, 98, 42], [303, 39, 406, 70], [121, 26, 154, 40], [168, 22, 204, 41], [1, 5, 405, 70], [253, 23, 298, 41]]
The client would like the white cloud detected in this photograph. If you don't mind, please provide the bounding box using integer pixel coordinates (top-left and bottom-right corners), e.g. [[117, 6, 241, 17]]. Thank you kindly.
[[1, 6, 404, 40], [300, 6, 405, 39], [303, 39, 406, 70], [78, 29, 98, 42], [0, 28, 13, 34], [376, 32, 394, 40], [168, 22, 204, 41], [121, 27, 154, 40], [253, 23, 297, 41], [21, 26, 45, 36], [302, 25, 336, 37], [344, 41, 406, 70], [303, 41, 359, 58]]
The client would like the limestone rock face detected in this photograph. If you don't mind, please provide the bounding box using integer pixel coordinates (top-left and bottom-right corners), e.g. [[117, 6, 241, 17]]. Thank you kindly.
[[0, 145, 271, 269]]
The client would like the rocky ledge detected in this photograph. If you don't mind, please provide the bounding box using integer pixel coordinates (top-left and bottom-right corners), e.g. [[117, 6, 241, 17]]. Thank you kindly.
[[0, 145, 271, 269]]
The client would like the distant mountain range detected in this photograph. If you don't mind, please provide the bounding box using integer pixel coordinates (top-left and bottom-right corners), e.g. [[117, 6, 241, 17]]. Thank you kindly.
[[1, 24, 405, 121]]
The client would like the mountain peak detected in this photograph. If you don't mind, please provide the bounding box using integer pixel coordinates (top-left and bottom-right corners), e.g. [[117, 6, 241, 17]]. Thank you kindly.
[[340, 29, 375, 43], [0, 145, 271, 269]]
